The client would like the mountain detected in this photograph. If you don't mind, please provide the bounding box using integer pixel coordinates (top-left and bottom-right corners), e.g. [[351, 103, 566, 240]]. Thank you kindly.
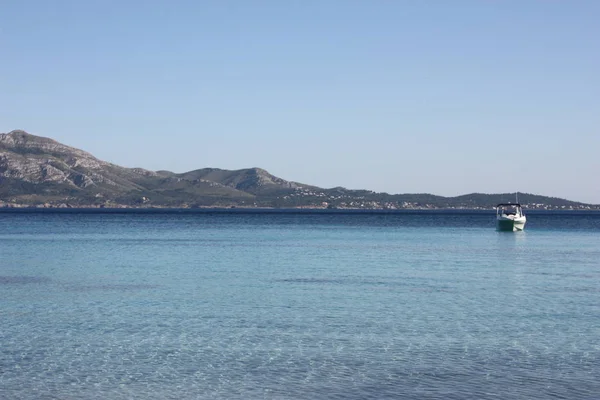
[[1, 130, 598, 209], [0, 130, 311, 207]]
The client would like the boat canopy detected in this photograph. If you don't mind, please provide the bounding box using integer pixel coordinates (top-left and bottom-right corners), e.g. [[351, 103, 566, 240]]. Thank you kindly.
[[496, 203, 522, 207]]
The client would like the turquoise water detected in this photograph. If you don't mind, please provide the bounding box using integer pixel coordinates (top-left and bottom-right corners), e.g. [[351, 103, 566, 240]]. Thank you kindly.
[[1, 211, 599, 399]]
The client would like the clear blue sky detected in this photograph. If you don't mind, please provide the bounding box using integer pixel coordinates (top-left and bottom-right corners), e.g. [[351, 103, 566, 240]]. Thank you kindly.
[[1, 1, 599, 203]]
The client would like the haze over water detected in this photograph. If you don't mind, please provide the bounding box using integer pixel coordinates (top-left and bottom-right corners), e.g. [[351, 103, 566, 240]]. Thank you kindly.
[[1, 211, 599, 399]]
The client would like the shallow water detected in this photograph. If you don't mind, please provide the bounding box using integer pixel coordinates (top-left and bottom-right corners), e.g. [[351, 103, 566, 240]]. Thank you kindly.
[[1, 211, 599, 399]]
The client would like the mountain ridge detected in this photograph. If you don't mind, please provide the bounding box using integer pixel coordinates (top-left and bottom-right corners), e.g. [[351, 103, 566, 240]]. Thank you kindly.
[[1, 130, 598, 209]]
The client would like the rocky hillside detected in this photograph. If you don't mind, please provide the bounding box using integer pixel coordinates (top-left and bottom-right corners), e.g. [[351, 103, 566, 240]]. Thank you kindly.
[[1, 130, 149, 191], [1, 130, 598, 209], [0, 130, 309, 207]]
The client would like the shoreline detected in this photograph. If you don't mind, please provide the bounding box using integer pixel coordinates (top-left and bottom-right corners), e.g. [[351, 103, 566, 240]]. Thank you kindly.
[[1, 206, 599, 214]]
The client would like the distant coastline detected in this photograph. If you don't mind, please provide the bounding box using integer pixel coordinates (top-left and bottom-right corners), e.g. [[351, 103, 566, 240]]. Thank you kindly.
[[1, 197, 598, 212], [2, 130, 599, 210], [1, 206, 599, 215]]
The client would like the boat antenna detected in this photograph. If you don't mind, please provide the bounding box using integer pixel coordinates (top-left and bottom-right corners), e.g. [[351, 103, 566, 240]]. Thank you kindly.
[[516, 192, 519, 204]]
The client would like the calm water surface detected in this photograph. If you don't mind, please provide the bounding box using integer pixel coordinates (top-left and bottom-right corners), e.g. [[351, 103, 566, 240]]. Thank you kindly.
[[1, 211, 599, 399]]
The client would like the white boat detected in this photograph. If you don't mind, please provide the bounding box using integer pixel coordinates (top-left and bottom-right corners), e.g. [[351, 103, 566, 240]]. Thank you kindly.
[[496, 203, 526, 231]]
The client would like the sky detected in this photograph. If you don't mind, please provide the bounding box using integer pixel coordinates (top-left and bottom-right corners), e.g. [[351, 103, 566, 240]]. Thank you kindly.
[[1, 1, 599, 203]]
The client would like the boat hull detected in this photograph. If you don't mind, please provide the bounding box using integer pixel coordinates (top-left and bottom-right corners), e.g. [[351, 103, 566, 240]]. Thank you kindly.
[[497, 217, 526, 232]]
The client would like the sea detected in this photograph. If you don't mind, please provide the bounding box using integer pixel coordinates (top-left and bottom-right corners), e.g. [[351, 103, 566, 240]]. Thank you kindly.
[[1, 209, 599, 399]]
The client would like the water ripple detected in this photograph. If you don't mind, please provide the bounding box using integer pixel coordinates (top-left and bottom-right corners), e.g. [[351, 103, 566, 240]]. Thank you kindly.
[[0, 275, 51, 284]]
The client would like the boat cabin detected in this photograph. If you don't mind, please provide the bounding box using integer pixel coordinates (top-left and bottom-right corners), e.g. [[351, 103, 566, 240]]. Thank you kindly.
[[496, 203, 524, 218]]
